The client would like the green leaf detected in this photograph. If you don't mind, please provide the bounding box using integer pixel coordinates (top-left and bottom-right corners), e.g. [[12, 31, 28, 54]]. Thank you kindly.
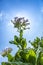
[[14, 35, 20, 44], [37, 52, 43, 65], [40, 39, 43, 47], [9, 41, 14, 44], [21, 38, 27, 49], [30, 37, 40, 49], [1, 62, 11, 65], [7, 54, 13, 62]]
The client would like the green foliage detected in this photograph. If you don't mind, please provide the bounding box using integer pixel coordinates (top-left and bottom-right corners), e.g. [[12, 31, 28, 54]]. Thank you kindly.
[[1, 62, 32, 65], [40, 37, 43, 47], [7, 54, 13, 62], [37, 52, 43, 65], [28, 49, 36, 65], [30, 37, 40, 49], [1, 17, 43, 65], [14, 50, 21, 61], [1, 62, 11, 65], [21, 38, 27, 49]]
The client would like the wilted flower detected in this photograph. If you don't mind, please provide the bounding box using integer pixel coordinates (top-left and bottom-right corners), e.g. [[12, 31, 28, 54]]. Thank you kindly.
[[1, 47, 12, 57]]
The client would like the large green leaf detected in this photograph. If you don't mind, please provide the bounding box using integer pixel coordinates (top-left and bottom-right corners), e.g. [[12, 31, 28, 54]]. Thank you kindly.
[[20, 49, 36, 65]]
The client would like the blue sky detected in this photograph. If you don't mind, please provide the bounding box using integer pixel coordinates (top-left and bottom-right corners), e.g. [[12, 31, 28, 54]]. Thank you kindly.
[[0, 0, 43, 63]]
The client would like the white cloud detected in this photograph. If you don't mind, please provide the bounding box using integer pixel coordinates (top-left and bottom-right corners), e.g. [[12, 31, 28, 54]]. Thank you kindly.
[[0, 12, 3, 21], [0, 12, 3, 17], [0, 11, 11, 21], [41, 7, 43, 13], [0, 11, 7, 20]]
